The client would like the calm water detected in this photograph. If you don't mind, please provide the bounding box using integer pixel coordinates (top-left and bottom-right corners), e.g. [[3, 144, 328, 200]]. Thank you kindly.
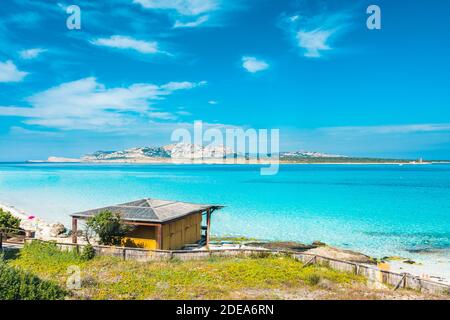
[[1, 163, 450, 261]]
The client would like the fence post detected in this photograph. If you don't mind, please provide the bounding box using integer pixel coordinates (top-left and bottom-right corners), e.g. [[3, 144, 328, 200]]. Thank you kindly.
[[302, 255, 317, 268], [394, 273, 407, 291], [355, 264, 360, 275]]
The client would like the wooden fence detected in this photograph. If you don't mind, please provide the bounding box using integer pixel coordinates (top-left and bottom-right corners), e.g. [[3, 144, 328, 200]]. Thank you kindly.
[[23, 239, 450, 296], [0, 227, 27, 249]]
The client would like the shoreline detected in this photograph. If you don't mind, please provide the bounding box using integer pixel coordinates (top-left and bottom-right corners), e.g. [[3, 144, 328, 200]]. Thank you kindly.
[[0, 202, 76, 244], [23, 159, 447, 165], [2, 201, 449, 285]]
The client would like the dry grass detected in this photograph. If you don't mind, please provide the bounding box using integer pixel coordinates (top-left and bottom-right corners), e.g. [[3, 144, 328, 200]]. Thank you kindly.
[[7, 242, 448, 300]]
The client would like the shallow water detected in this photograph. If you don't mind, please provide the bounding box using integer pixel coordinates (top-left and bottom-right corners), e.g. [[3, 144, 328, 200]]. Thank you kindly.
[[1, 163, 450, 263]]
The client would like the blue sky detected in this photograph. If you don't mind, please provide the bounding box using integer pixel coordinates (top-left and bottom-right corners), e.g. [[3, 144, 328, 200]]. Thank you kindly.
[[1, 0, 450, 161]]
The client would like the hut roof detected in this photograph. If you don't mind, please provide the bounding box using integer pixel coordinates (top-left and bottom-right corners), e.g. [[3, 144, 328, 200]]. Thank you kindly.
[[70, 198, 223, 223]]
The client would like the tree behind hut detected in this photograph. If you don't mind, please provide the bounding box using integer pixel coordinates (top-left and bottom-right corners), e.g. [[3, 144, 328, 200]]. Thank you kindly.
[[85, 211, 130, 246], [0, 209, 21, 230]]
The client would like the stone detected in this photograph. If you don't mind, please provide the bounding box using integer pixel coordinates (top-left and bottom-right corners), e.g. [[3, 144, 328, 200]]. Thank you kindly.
[[304, 246, 375, 264], [49, 223, 66, 237]]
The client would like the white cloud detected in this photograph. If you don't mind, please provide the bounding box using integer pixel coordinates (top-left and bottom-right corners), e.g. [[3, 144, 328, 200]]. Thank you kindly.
[[91, 35, 162, 55], [133, 0, 219, 16], [176, 110, 192, 116], [0, 77, 206, 131], [174, 15, 209, 28], [134, 0, 229, 28], [19, 48, 47, 59], [283, 9, 353, 58], [297, 29, 332, 58], [161, 81, 206, 91], [208, 100, 218, 105], [241, 56, 269, 73], [0, 60, 28, 82]]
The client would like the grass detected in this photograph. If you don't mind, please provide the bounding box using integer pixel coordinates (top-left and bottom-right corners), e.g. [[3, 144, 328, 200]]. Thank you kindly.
[[0, 252, 66, 300], [8, 241, 444, 300], [8, 241, 368, 300]]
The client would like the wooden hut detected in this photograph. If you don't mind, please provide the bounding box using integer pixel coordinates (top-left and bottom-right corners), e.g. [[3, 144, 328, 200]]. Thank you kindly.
[[70, 198, 223, 250]]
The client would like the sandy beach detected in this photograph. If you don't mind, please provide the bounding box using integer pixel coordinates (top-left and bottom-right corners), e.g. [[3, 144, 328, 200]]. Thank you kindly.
[[0, 202, 75, 244]]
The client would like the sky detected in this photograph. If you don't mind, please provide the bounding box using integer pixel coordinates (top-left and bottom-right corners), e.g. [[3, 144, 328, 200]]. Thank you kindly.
[[0, 0, 450, 161]]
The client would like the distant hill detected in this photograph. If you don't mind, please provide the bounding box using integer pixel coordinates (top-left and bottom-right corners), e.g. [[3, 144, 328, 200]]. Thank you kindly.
[[82, 143, 236, 161], [34, 143, 436, 164], [82, 145, 353, 162], [280, 151, 347, 159], [82, 147, 171, 161]]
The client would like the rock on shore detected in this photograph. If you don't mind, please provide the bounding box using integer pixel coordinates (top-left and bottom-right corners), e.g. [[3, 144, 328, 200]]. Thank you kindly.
[[0, 203, 67, 240]]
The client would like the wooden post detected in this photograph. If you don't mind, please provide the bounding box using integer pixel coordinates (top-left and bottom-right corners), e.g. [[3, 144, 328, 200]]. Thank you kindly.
[[206, 209, 211, 245], [301, 255, 317, 268], [156, 224, 162, 250], [72, 217, 78, 244], [394, 273, 407, 291]]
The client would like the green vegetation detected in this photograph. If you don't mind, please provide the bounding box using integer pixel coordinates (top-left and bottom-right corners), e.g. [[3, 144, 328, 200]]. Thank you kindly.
[[210, 235, 260, 243], [0, 253, 65, 300], [12, 241, 85, 277], [81, 244, 95, 261], [279, 156, 414, 164], [6, 241, 444, 299], [85, 210, 130, 246], [0, 208, 21, 230], [7, 241, 369, 300]]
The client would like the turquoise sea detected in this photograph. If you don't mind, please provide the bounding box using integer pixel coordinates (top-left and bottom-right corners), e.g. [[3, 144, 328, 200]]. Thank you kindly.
[[1, 163, 450, 262]]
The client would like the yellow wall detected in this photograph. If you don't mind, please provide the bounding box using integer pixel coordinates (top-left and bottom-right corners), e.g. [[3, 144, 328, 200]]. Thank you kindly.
[[121, 213, 203, 250], [162, 213, 202, 250], [122, 225, 158, 249]]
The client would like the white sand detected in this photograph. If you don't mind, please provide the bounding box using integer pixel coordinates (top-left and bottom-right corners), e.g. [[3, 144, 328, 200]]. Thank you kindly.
[[0, 202, 75, 243], [388, 257, 450, 285]]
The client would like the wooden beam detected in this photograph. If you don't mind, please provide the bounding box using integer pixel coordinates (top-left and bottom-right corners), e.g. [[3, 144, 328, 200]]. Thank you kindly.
[[156, 224, 162, 250], [72, 217, 78, 244], [206, 208, 211, 245], [122, 221, 161, 227]]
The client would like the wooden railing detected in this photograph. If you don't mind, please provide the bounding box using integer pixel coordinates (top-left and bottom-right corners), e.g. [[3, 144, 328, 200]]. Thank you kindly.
[[0, 227, 27, 249]]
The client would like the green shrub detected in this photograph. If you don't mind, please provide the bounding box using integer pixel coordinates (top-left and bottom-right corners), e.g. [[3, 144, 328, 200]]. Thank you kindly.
[[81, 244, 95, 261], [305, 273, 321, 286], [85, 210, 130, 246], [0, 255, 66, 300], [0, 209, 21, 230], [14, 241, 83, 275]]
